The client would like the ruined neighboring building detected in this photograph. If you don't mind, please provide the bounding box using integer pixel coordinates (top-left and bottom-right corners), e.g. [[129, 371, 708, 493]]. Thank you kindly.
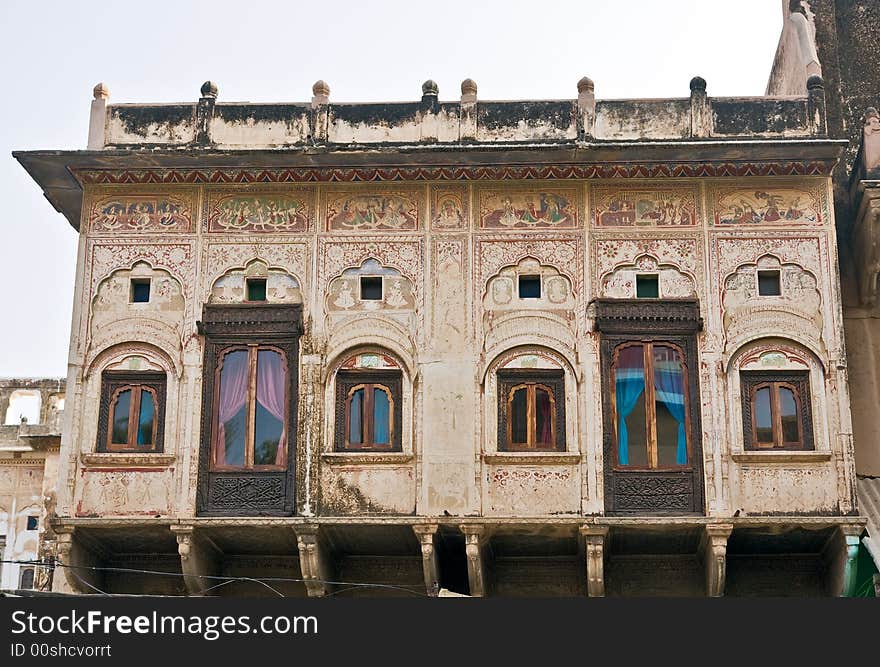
[[12, 2, 879, 597], [0, 379, 64, 591]]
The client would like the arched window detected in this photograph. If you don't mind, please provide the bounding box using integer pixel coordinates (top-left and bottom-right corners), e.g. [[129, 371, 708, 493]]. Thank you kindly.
[[98, 372, 166, 453], [211, 346, 288, 469], [344, 383, 394, 449], [611, 342, 690, 468], [334, 353, 402, 452], [19, 567, 35, 590], [497, 369, 565, 452], [741, 372, 812, 450]]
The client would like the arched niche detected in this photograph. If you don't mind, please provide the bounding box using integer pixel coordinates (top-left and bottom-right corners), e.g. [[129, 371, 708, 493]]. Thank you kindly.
[[326, 258, 415, 313], [93, 262, 184, 314], [90, 262, 185, 369], [722, 255, 821, 327], [601, 253, 696, 299], [209, 259, 302, 304], [483, 257, 575, 313]]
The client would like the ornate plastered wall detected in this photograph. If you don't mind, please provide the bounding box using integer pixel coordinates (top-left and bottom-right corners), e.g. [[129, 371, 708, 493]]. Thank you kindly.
[[55, 175, 856, 520]]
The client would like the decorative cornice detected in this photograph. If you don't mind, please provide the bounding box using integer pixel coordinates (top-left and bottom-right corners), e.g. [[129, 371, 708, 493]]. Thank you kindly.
[[482, 452, 582, 465], [731, 452, 832, 464], [73, 160, 837, 185], [80, 453, 176, 467], [591, 298, 703, 334], [0, 457, 48, 466], [198, 303, 304, 338], [321, 452, 415, 466]]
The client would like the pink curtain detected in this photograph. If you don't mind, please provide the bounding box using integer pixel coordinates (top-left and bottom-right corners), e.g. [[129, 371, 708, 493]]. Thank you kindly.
[[256, 350, 287, 465], [214, 350, 249, 465]]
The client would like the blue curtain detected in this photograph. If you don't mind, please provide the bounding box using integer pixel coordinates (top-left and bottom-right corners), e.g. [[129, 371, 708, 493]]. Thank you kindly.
[[653, 352, 688, 464], [349, 389, 363, 444], [614, 347, 645, 465], [373, 388, 390, 445]]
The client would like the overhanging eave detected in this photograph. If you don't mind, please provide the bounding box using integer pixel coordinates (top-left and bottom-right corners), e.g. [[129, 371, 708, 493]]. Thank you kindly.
[[13, 138, 848, 231]]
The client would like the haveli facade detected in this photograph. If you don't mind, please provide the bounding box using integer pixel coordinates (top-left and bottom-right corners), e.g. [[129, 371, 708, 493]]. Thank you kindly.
[[13, 1, 879, 598]]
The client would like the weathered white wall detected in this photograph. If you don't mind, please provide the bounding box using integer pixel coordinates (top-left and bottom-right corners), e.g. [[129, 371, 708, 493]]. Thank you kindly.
[[54, 175, 855, 521]]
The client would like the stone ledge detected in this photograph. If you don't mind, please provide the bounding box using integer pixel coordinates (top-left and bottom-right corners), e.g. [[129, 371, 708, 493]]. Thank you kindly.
[[482, 452, 582, 465], [80, 453, 176, 467], [731, 451, 832, 464], [321, 452, 414, 466]]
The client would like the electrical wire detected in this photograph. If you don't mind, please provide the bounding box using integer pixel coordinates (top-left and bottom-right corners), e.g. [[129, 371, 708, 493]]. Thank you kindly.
[[0, 557, 429, 597]]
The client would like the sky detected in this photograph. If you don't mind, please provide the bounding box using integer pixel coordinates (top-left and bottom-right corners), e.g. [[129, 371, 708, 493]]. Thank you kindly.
[[0, 0, 783, 377]]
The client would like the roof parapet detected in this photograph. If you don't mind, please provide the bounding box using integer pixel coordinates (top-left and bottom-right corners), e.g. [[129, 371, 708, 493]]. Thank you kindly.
[[89, 76, 827, 151]]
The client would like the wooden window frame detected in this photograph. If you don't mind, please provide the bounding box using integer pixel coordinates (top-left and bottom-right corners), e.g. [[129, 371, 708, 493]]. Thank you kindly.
[[245, 277, 267, 302], [741, 371, 813, 451], [497, 369, 565, 452], [209, 344, 289, 471], [635, 274, 660, 299], [96, 371, 166, 453], [335, 369, 402, 452], [610, 341, 692, 471]]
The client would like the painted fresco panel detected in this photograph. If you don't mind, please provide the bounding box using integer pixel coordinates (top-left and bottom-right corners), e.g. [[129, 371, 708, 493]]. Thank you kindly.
[[88, 190, 195, 233], [324, 186, 423, 232], [430, 184, 469, 230], [206, 188, 314, 233], [478, 185, 578, 229], [592, 184, 697, 227], [710, 181, 824, 225]]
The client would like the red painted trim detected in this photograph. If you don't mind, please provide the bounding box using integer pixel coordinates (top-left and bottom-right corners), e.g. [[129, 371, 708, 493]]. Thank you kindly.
[[73, 161, 836, 185]]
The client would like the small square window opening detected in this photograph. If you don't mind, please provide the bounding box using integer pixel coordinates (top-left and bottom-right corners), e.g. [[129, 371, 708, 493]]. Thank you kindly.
[[758, 270, 781, 296], [130, 279, 151, 303], [26, 516, 38, 531], [636, 274, 660, 298], [518, 275, 541, 299], [360, 276, 383, 300], [246, 278, 267, 302]]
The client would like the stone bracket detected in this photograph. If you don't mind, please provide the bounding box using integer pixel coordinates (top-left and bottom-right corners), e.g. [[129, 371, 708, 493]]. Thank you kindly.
[[460, 524, 491, 597], [412, 524, 440, 596], [579, 525, 609, 597], [294, 524, 334, 597], [699, 523, 733, 597], [170, 525, 222, 596], [53, 527, 104, 595]]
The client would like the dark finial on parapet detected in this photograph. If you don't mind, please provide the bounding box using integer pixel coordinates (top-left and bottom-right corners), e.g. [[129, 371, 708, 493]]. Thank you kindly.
[[577, 76, 594, 95], [422, 79, 439, 104], [312, 80, 330, 106], [689, 76, 707, 94], [200, 81, 219, 99], [461, 78, 478, 102]]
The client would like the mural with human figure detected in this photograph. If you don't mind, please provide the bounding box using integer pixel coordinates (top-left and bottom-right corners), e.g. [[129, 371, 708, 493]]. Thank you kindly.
[[713, 185, 823, 225], [479, 187, 577, 228]]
